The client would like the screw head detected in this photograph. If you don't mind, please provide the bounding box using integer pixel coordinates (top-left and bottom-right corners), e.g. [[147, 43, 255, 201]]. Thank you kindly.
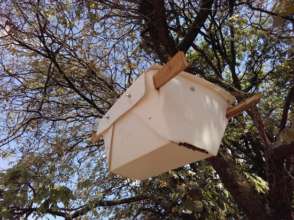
[[190, 86, 195, 92], [126, 93, 131, 98]]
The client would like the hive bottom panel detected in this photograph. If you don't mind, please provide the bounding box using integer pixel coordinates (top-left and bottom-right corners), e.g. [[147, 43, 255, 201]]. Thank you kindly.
[[111, 141, 211, 180]]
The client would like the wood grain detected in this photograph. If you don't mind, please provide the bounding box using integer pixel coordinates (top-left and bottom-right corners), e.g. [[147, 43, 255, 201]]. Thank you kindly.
[[226, 94, 262, 119], [153, 51, 189, 89]]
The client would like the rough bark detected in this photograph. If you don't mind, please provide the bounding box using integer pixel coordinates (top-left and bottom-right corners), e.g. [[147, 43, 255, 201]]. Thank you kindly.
[[267, 153, 294, 220], [208, 152, 269, 220], [139, 0, 177, 62]]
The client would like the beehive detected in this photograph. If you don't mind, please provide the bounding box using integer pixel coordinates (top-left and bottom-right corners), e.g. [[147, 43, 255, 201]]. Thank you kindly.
[[93, 64, 236, 180]]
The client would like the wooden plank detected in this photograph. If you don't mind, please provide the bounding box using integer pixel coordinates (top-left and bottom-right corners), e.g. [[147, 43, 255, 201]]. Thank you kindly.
[[153, 51, 189, 89], [91, 132, 101, 143], [226, 94, 262, 119]]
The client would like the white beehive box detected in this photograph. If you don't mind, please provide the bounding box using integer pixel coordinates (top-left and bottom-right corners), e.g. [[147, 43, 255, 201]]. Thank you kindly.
[[94, 64, 236, 180]]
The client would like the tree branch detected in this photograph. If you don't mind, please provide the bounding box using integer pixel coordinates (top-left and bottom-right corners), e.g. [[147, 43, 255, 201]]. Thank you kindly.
[[280, 85, 294, 131], [208, 151, 269, 220], [272, 142, 294, 161], [267, 146, 293, 220], [178, 0, 214, 52], [139, 0, 177, 62], [70, 195, 148, 219], [248, 106, 272, 148], [245, 1, 294, 23], [228, 0, 241, 90]]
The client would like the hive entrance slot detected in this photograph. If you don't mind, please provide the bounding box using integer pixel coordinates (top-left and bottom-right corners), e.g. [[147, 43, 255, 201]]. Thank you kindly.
[[178, 142, 209, 154]]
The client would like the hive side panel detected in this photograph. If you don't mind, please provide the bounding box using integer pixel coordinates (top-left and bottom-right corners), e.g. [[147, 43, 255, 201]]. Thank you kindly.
[[159, 76, 229, 155], [95, 73, 146, 137], [110, 110, 169, 172], [103, 126, 113, 167], [181, 73, 236, 105], [132, 71, 229, 156]]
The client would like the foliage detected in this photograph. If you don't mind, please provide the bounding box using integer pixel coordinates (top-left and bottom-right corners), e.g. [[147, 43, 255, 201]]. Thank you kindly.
[[0, 0, 293, 219]]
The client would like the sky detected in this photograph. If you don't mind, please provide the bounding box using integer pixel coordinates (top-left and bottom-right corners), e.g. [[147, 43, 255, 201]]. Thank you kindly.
[[0, 156, 15, 170]]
